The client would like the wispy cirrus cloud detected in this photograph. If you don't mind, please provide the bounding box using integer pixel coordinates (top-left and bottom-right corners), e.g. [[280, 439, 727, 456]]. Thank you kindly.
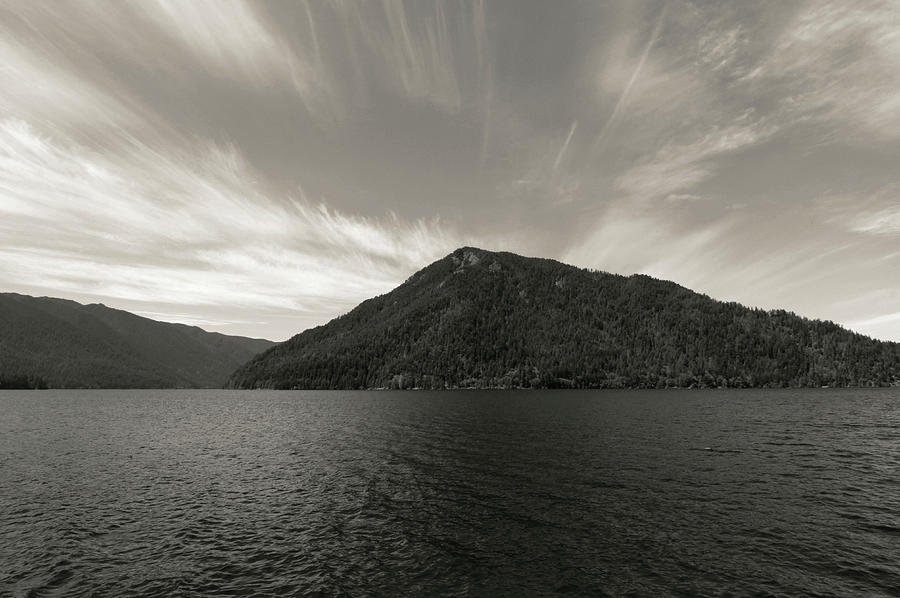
[[587, 2, 668, 159], [819, 183, 900, 237], [563, 205, 735, 283], [0, 34, 141, 129], [0, 118, 476, 338], [551, 1, 900, 343], [142, 0, 295, 80], [0, 0, 498, 338], [303, 0, 488, 116], [1, 0, 339, 126], [762, 0, 900, 138], [851, 209, 900, 236], [366, 0, 462, 113], [614, 116, 775, 201], [140, 0, 337, 120]]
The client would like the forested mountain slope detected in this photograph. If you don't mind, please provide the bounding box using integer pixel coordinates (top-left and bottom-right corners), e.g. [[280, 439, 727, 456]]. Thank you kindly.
[[230, 248, 900, 390], [0, 293, 273, 388]]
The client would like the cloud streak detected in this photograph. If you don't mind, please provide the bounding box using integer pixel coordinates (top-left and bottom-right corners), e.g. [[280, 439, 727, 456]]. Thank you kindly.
[[588, 2, 668, 160], [553, 121, 578, 172], [0, 118, 475, 338], [615, 116, 775, 201], [763, 0, 900, 138]]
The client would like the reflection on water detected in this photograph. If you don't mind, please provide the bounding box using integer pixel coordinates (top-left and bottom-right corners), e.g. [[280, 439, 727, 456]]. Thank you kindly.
[[2, 389, 899, 596]]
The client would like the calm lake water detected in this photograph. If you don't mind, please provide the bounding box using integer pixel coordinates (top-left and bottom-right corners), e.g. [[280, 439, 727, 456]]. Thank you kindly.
[[1, 389, 899, 597]]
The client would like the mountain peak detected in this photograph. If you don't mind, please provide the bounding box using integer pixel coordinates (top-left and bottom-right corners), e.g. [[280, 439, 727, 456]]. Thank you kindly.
[[449, 247, 486, 271], [229, 250, 900, 390]]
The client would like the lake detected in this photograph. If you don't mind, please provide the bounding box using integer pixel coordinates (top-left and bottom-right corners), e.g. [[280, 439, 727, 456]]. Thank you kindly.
[[1, 389, 899, 597]]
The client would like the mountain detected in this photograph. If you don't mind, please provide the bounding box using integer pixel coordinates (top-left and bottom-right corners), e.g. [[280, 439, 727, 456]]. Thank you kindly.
[[229, 247, 900, 390], [0, 293, 274, 388]]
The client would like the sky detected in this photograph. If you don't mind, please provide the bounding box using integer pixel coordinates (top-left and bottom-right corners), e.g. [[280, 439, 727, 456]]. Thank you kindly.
[[1, 1, 899, 342]]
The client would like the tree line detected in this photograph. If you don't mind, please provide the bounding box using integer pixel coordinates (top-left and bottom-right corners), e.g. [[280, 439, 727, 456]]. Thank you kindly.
[[230, 248, 900, 390]]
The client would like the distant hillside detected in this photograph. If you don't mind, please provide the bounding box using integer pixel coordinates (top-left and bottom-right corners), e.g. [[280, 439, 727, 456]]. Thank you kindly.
[[229, 247, 900, 390], [0, 293, 274, 388]]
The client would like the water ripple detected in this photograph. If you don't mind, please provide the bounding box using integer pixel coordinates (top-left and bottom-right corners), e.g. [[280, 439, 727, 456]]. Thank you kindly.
[[2, 388, 899, 596]]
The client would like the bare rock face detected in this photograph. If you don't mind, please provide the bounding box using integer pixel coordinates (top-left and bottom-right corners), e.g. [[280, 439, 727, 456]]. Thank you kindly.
[[451, 248, 483, 273]]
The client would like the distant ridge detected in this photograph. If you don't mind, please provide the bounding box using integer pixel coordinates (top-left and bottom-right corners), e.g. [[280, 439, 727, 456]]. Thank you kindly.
[[0, 293, 274, 388], [229, 247, 900, 390]]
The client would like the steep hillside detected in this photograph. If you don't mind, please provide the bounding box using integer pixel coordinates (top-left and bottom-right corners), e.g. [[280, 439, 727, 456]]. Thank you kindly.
[[229, 248, 900, 390], [0, 293, 274, 388]]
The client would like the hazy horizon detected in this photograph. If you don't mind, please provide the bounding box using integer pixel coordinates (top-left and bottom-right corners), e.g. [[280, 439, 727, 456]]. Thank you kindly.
[[2, 1, 899, 342]]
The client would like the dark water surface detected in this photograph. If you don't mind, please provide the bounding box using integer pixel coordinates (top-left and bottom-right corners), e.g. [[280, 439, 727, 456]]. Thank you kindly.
[[2, 389, 899, 597]]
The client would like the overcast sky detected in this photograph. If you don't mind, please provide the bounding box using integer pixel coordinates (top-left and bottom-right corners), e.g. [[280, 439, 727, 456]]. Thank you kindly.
[[1, 1, 899, 342]]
